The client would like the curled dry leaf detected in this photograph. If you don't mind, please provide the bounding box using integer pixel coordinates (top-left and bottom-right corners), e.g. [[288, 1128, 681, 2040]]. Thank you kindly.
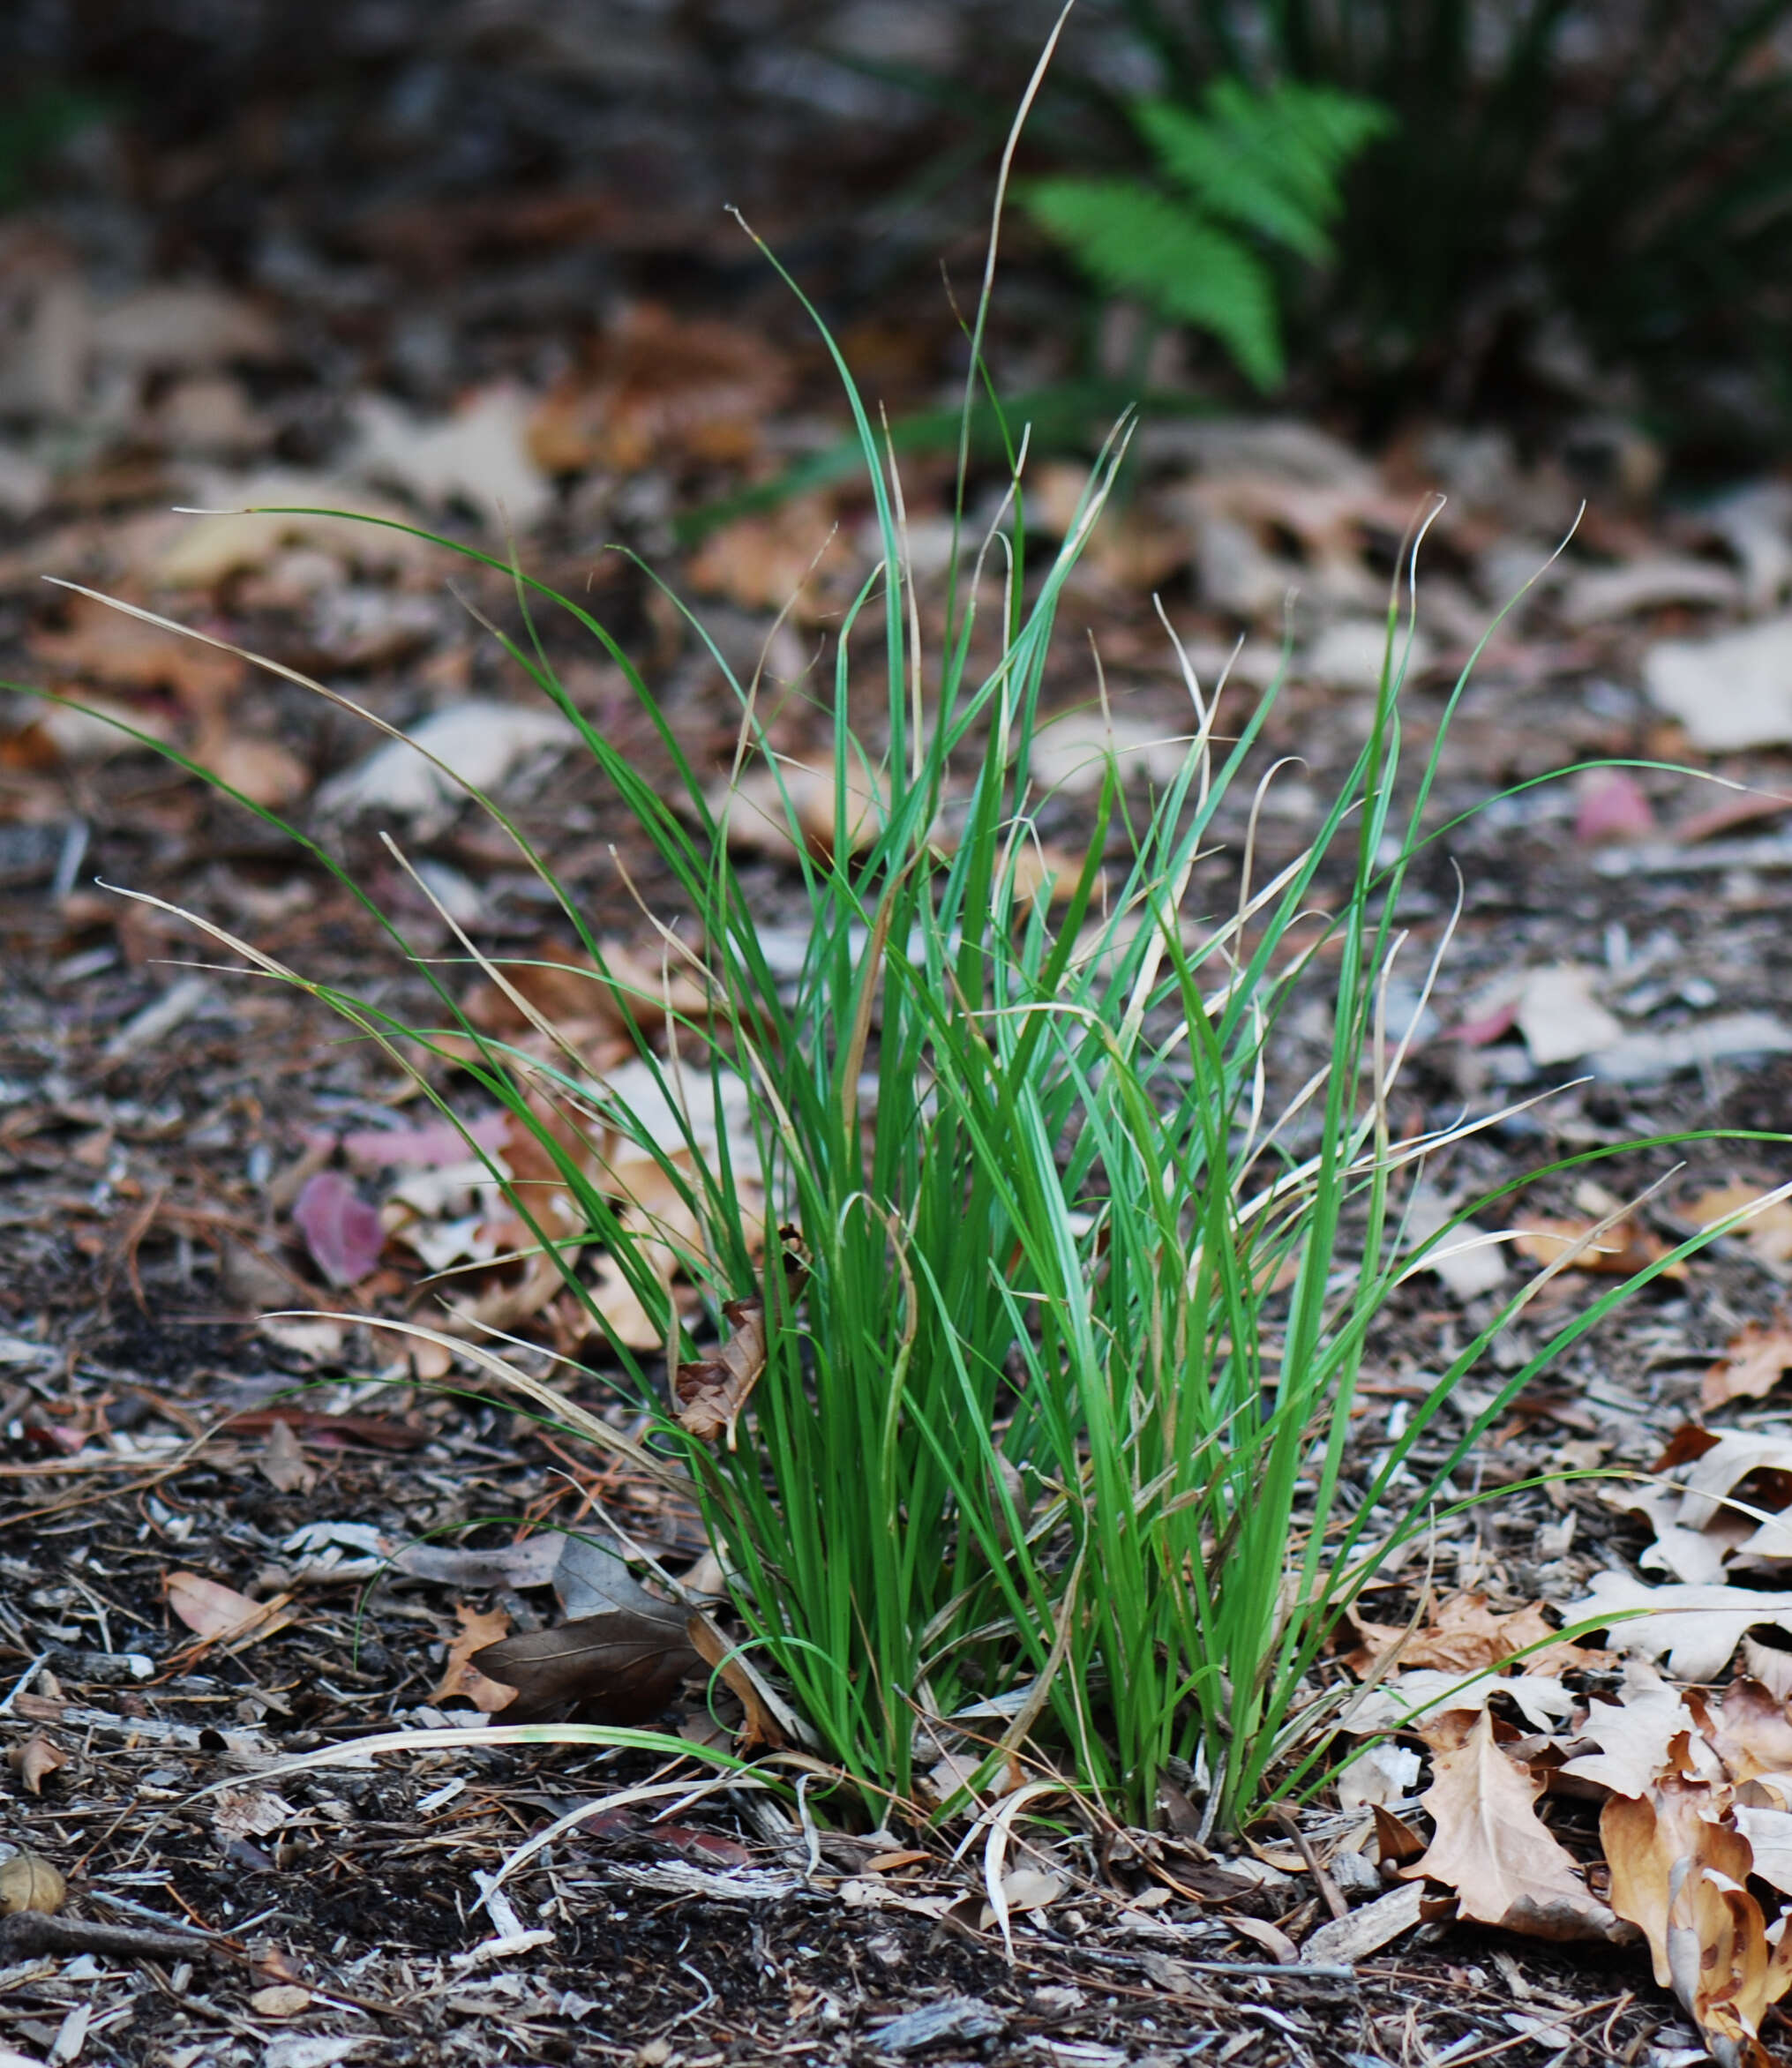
[[430, 1603, 517, 1712], [1404, 1709, 1624, 1942], [0, 1850, 65, 1915], [686, 1607, 787, 1750], [165, 1570, 296, 1651], [7, 1735, 67, 1795], [1623, 1428, 1792, 1573], [1601, 1759, 1792, 2063], [1705, 1318, 1792, 1412], [675, 1297, 768, 1444], [1345, 1590, 1584, 1678], [1563, 1570, 1792, 1681], [1514, 1214, 1685, 1280], [472, 1605, 699, 1726]]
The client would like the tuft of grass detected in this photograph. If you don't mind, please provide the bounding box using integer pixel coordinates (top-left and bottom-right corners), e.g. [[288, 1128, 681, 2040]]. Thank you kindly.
[[54, 477, 1779, 1838], [28, 46, 1787, 1841]]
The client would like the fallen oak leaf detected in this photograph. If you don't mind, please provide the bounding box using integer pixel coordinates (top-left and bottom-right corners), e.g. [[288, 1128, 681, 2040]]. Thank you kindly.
[[1562, 1682, 1709, 1799], [1704, 1318, 1792, 1412], [1344, 1591, 1578, 1678], [1402, 1708, 1625, 1941], [1562, 1570, 1792, 1680], [431, 1603, 516, 1712]]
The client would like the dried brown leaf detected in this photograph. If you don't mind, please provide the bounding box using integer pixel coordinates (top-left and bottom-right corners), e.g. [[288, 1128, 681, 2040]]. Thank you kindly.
[[1705, 1320, 1792, 1412], [675, 1297, 768, 1444], [1689, 1184, 1792, 1268], [7, 1735, 67, 1795], [1514, 1214, 1685, 1280], [1405, 1710, 1623, 1941], [256, 1418, 316, 1495], [1346, 1591, 1564, 1678], [684, 496, 852, 622], [30, 590, 244, 716], [711, 754, 887, 865], [0, 1851, 65, 1915], [1707, 1676, 1792, 1784], [430, 1603, 516, 1712], [471, 1606, 698, 1726], [528, 303, 788, 474], [165, 1570, 295, 1651], [1602, 1765, 1742, 1989], [1563, 1685, 1702, 1799], [686, 1608, 786, 1750]]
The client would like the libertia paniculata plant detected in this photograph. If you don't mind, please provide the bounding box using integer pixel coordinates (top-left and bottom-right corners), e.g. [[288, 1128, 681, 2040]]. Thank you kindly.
[[19, 28, 1783, 1842]]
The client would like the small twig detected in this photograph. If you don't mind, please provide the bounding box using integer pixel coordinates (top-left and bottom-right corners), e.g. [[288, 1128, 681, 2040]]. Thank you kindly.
[[1270, 1803, 1349, 1922], [0, 1911, 220, 1964]]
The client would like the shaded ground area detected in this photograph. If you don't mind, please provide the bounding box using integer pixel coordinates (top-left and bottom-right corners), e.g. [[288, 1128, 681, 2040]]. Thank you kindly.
[[4, 7, 1792, 2066]]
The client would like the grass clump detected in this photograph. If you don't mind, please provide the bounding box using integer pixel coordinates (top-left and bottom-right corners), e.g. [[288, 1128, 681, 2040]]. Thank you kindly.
[[71, 449, 1704, 1839], [36, 74, 1770, 1843]]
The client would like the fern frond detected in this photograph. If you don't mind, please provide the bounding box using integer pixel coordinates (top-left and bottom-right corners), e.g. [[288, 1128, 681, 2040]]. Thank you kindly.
[[1023, 177, 1284, 389], [1135, 96, 1335, 261]]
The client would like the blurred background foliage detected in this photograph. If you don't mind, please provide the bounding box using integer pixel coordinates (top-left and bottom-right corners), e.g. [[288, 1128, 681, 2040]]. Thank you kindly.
[[1040, 1, 1792, 462], [2, 1, 1791, 468]]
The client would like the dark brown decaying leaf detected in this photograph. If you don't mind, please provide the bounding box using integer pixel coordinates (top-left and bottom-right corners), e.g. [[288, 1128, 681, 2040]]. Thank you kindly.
[[472, 1605, 700, 1725], [675, 1297, 768, 1444]]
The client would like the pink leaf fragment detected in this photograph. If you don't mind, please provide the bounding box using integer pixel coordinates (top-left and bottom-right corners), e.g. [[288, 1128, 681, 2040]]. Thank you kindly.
[[339, 1112, 510, 1173], [293, 1169, 386, 1286], [1573, 768, 1655, 846], [1447, 1000, 1522, 1047]]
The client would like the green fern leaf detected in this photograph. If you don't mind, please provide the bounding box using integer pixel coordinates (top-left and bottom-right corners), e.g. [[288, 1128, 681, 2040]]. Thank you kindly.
[[1202, 78, 1392, 226], [1023, 177, 1285, 389], [1134, 96, 1335, 261]]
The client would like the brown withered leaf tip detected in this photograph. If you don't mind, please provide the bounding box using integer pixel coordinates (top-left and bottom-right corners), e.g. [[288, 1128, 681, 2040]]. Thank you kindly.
[[675, 1297, 767, 1444], [675, 1233, 807, 1446]]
